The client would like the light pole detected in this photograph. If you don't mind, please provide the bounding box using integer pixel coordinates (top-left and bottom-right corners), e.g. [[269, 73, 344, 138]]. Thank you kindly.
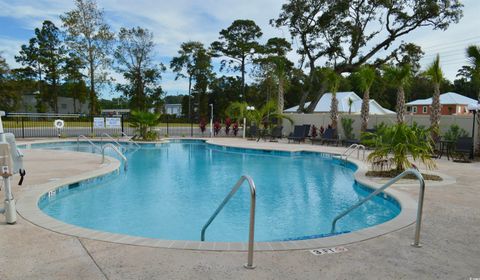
[[209, 104, 213, 138], [243, 106, 255, 139], [468, 103, 480, 159]]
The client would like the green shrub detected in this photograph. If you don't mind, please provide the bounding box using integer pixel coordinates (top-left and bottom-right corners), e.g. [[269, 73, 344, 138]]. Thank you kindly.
[[129, 111, 161, 140], [366, 123, 436, 171], [443, 124, 468, 142], [341, 117, 355, 139]]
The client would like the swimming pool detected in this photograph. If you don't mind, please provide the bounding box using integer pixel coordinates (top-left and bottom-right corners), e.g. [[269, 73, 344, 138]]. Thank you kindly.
[[36, 140, 400, 242]]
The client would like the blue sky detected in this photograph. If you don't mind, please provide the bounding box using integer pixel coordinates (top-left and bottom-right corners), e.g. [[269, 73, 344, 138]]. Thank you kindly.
[[1, 0, 479, 99]]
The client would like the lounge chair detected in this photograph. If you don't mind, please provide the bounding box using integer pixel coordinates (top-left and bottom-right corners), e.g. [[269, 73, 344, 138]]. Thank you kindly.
[[321, 128, 340, 146], [303, 124, 311, 139], [343, 138, 360, 147], [452, 137, 473, 162], [247, 125, 258, 140], [288, 125, 306, 143], [268, 126, 283, 142]]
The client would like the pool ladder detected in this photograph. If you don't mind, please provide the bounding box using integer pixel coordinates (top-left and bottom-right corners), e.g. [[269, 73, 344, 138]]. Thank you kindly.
[[100, 133, 127, 152], [77, 135, 102, 152], [77, 135, 128, 171], [330, 168, 425, 247], [118, 132, 141, 148], [340, 144, 366, 163], [201, 175, 256, 269], [101, 143, 128, 171]]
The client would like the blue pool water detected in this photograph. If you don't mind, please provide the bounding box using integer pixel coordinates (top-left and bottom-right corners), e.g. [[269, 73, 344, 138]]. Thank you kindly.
[[37, 140, 400, 242]]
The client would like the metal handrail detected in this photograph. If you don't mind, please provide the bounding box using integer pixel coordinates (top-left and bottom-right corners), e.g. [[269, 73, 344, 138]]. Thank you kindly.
[[201, 175, 256, 269], [119, 132, 140, 147], [77, 135, 102, 152], [101, 143, 128, 171], [330, 168, 425, 247], [341, 144, 366, 161], [100, 133, 126, 151]]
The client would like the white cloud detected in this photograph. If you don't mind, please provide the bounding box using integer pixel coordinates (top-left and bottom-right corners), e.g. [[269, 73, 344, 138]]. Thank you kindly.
[[1, 0, 478, 94]]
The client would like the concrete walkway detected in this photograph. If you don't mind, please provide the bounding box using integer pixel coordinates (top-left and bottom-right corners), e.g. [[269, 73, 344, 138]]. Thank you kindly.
[[1, 139, 479, 279]]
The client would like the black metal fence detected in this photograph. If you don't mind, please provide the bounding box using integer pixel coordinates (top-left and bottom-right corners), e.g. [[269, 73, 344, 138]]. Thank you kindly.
[[2, 113, 244, 138]]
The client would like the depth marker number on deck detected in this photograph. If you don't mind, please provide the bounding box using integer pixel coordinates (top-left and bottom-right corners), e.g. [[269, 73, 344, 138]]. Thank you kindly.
[[310, 246, 348, 256]]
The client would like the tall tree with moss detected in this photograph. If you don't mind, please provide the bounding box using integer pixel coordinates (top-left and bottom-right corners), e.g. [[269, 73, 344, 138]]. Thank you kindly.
[[211, 19, 262, 100], [114, 27, 165, 112], [383, 64, 412, 124], [254, 37, 293, 119], [355, 66, 376, 131], [171, 41, 213, 117], [273, 0, 463, 112], [61, 0, 114, 114], [37, 21, 66, 113], [63, 53, 87, 113], [16, 20, 66, 113], [424, 55, 444, 140]]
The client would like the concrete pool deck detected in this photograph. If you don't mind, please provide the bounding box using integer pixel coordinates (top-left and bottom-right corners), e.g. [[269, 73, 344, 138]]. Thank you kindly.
[[1, 138, 479, 279]]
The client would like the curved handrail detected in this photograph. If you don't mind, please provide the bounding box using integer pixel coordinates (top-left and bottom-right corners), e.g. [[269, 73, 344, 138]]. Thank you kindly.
[[77, 135, 102, 152], [101, 143, 128, 171], [119, 132, 140, 147], [100, 133, 126, 151], [341, 144, 366, 161], [201, 175, 256, 269], [330, 168, 425, 247]]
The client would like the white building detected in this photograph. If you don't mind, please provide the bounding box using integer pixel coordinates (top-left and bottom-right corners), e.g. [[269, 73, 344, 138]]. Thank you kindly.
[[164, 104, 182, 117], [284, 91, 395, 115]]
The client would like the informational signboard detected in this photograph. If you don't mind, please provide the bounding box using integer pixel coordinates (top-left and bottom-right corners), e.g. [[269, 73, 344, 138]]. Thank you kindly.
[[93, 117, 105, 128], [105, 117, 121, 128]]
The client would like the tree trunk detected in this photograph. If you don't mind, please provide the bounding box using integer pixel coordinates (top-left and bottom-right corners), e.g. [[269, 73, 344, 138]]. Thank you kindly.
[[241, 56, 245, 100], [298, 61, 316, 112], [396, 86, 406, 124], [430, 83, 441, 140], [330, 92, 338, 135], [277, 77, 284, 125], [360, 88, 370, 132], [53, 78, 59, 114], [306, 81, 326, 113], [89, 61, 95, 115]]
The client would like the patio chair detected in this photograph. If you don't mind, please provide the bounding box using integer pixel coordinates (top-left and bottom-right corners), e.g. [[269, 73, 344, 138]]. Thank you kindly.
[[287, 125, 306, 143], [303, 124, 311, 139], [268, 126, 283, 142], [452, 137, 473, 162], [321, 128, 340, 146], [247, 125, 258, 140]]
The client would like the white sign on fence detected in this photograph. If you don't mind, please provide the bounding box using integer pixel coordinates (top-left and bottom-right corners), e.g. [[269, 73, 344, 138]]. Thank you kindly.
[[93, 117, 105, 128], [106, 117, 121, 128]]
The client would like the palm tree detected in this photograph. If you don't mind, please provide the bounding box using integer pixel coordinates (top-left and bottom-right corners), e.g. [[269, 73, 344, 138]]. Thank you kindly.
[[466, 45, 480, 154], [366, 123, 436, 172], [327, 70, 341, 133], [347, 98, 353, 115], [383, 64, 412, 124], [424, 54, 444, 140], [466, 45, 480, 102], [225, 101, 292, 129], [225, 101, 249, 122], [357, 66, 376, 132], [129, 111, 161, 140]]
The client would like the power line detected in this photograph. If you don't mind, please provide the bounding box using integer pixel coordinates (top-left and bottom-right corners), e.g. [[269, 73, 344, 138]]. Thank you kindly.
[[421, 36, 480, 51]]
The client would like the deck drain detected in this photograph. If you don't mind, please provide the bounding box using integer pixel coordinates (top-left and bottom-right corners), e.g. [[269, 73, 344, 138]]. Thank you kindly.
[[310, 246, 348, 256]]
